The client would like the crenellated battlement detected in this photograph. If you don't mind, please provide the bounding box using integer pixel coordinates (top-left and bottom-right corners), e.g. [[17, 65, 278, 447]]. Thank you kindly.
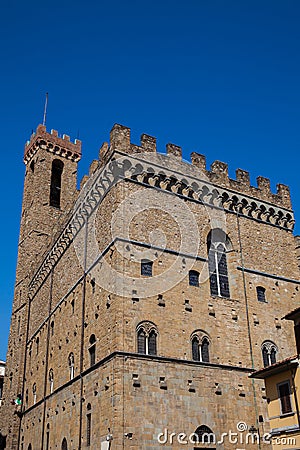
[[24, 124, 82, 165], [96, 123, 292, 210]]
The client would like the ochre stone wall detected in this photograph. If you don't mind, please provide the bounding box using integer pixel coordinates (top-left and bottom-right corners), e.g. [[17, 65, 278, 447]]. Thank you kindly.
[[1, 123, 299, 450]]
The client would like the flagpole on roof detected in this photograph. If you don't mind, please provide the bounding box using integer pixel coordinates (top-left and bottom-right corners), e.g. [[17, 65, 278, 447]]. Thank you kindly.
[[42, 92, 48, 126]]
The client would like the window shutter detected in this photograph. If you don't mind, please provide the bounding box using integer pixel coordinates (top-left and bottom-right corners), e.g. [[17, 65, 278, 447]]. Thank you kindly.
[[279, 383, 292, 414], [148, 331, 157, 355], [137, 330, 146, 354]]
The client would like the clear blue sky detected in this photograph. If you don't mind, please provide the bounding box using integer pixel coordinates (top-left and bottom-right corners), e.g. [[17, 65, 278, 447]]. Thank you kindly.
[[1, 0, 300, 360]]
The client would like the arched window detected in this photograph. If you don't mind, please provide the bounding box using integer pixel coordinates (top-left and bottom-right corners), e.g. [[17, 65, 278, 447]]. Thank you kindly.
[[36, 337, 39, 355], [61, 438, 68, 450], [148, 330, 157, 355], [50, 159, 64, 208], [50, 321, 54, 336], [191, 333, 210, 363], [192, 337, 200, 361], [207, 229, 230, 298], [201, 337, 210, 363], [68, 353, 75, 380], [257, 286, 266, 302], [191, 425, 215, 445], [49, 369, 54, 394], [189, 270, 199, 287], [28, 445, 32, 450], [32, 383, 37, 405], [137, 322, 157, 355], [137, 329, 146, 354], [89, 335, 96, 367], [262, 341, 278, 367], [141, 259, 153, 277]]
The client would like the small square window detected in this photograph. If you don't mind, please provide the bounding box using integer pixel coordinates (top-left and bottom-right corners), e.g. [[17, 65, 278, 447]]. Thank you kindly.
[[257, 286, 266, 302], [189, 270, 199, 287], [141, 260, 153, 277]]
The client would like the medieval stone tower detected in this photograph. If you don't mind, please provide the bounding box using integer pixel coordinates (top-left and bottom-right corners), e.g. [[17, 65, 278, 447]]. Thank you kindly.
[[0, 123, 299, 450]]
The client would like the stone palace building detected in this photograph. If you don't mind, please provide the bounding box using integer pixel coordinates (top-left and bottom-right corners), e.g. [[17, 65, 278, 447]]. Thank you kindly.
[[0, 123, 299, 450]]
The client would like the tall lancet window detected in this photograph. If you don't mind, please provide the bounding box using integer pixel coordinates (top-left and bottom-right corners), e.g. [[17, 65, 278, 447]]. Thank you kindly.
[[207, 229, 230, 298], [50, 159, 64, 208]]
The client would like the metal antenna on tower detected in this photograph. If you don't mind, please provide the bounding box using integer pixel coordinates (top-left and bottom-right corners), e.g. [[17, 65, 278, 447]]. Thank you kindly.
[[42, 92, 48, 126]]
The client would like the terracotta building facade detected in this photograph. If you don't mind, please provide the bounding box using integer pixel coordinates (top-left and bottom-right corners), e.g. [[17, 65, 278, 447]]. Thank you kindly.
[[0, 123, 299, 450]]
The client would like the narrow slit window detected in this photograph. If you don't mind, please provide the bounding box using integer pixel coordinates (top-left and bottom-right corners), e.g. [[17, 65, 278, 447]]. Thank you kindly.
[[61, 438, 68, 450], [50, 159, 64, 208], [32, 383, 37, 405], [89, 335, 96, 367], [68, 353, 75, 380], [49, 369, 54, 394], [86, 413, 91, 446]]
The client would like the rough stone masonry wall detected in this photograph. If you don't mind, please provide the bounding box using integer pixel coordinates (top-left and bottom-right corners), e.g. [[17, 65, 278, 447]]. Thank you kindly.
[[2, 122, 300, 450], [0, 125, 81, 449]]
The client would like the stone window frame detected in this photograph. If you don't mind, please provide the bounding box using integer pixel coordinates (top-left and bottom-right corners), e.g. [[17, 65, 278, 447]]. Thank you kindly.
[[207, 229, 231, 299], [141, 259, 153, 277], [261, 341, 278, 367], [136, 321, 158, 356], [189, 270, 200, 287], [191, 331, 211, 363], [256, 286, 267, 302]]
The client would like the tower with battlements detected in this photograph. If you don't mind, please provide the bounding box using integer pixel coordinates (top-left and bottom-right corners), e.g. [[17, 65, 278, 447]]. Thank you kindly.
[[0, 123, 299, 450]]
